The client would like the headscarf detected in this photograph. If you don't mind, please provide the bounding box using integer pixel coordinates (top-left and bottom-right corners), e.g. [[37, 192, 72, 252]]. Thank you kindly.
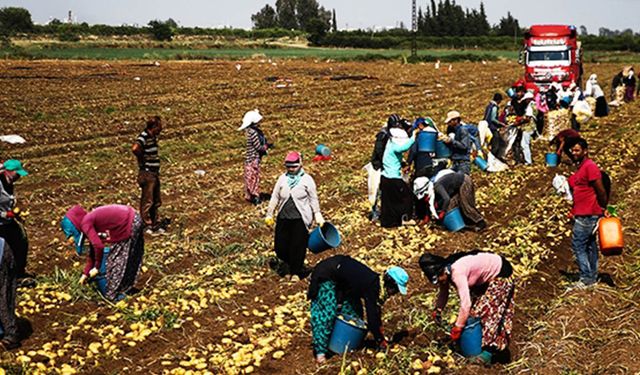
[[286, 168, 305, 189], [389, 128, 410, 147], [61, 216, 85, 255]]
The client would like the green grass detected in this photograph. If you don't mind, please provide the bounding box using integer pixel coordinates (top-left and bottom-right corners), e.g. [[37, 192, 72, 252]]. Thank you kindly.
[[0, 45, 519, 61]]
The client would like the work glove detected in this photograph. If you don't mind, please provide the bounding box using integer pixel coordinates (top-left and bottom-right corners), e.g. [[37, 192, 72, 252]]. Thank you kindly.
[[264, 216, 275, 227], [0, 210, 15, 219], [79, 274, 88, 285], [89, 267, 99, 278], [432, 309, 442, 325], [450, 325, 463, 341], [314, 212, 325, 227]]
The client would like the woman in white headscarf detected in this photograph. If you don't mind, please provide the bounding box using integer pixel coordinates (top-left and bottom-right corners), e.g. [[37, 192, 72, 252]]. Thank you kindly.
[[379, 127, 417, 228], [584, 74, 609, 117]]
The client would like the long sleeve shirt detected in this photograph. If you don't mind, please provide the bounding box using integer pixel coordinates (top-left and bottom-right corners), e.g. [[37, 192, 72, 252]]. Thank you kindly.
[[308, 255, 385, 343], [435, 253, 503, 328], [381, 137, 416, 179], [266, 173, 322, 228], [450, 125, 472, 161], [80, 205, 136, 275], [244, 126, 266, 164], [433, 172, 465, 213], [0, 175, 15, 225]]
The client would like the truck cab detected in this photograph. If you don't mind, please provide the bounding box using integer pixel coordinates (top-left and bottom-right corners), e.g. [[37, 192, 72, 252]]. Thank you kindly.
[[520, 25, 583, 91]]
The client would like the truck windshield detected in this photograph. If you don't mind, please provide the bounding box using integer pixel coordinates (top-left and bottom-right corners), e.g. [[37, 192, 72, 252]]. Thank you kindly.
[[528, 50, 569, 62]]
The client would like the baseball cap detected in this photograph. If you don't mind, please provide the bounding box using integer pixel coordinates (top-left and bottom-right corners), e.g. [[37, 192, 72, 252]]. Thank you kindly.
[[3, 159, 28, 176], [386, 266, 409, 295]]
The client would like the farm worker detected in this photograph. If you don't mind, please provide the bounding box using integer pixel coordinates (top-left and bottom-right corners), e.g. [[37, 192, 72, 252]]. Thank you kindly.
[[238, 109, 270, 206], [567, 138, 608, 289], [307, 255, 409, 363], [426, 169, 486, 232], [483, 93, 508, 159], [622, 66, 636, 102], [368, 114, 400, 221], [380, 127, 417, 228], [443, 111, 472, 175], [0, 159, 34, 288], [610, 70, 624, 102], [265, 151, 324, 281], [419, 250, 515, 364], [407, 117, 436, 178], [584, 74, 609, 117], [549, 129, 580, 162], [0, 238, 20, 351], [61, 204, 144, 300], [516, 92, 537, 166], [132, 116, 164, 235]]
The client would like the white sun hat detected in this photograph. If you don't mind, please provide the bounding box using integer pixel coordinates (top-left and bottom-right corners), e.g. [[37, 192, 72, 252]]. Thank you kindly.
[[238, 109, 263, 131]]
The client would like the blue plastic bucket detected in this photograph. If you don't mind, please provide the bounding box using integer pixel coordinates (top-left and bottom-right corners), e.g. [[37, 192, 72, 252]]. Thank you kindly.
[[435, 140, 451, 158], [417, 131, 437, 152], [315, 144, 331, 157], [443, 207, 465, 232], [328, 314, 367, 354], [545, 152, 559, 167], [308, 223, 341, 254], [474, 156, 488, 171], [460, 317, 483, 357]]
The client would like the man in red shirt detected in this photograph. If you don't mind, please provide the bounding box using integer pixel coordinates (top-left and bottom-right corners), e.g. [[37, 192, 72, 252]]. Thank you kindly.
[[568, 138, 608, 288]]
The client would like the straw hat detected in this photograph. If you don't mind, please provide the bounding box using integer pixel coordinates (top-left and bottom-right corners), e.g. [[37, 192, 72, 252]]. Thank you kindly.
[[444, 110, 461, 124]]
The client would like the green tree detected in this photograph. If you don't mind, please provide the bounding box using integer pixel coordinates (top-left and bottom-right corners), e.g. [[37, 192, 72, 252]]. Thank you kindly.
[[148, 20, 174, 41], [495, 11, 520, 36], [251, 4, 278, 29], [0, 7, 33, 34], [331, 8, 337, 32], [276, 0, 298, 30]]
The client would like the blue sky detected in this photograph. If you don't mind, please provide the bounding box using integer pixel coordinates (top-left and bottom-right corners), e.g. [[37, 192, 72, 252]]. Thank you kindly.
[[1, 0, 638, 33]]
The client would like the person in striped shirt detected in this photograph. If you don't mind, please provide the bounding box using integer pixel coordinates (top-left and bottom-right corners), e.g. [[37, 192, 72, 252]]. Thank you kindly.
[[132, 116, 163, 234], [238, 109, 270, 205]]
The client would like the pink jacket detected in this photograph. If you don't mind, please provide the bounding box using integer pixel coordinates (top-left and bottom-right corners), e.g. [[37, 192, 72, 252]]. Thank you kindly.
[[435, 253, 503, 328], [66, 205, 136, 275]]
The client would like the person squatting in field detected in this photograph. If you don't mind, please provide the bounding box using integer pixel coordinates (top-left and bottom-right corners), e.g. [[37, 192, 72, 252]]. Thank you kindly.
[[265, 151, 324, 281], [0, 159, 34, 288], [567, 138, 609, 289], [415, 168, 486, 232], [307, 255, 408, 363], [419, 250, 515, 365], [132, 116, 164, 235], [238, 109, 271, 206], [61, 204, 144, 301]]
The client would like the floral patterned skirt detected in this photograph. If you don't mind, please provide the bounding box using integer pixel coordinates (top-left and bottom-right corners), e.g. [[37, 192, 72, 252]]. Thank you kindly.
[[471, 278, 516, 351]]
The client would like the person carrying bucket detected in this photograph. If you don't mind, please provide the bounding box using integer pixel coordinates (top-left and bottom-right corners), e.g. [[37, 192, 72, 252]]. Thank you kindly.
[[443, 111, 472, 175], [265, 151, 324, 281], [426, 169, 486, 232], [380, 125, 417, 228], [238, 109, 271, 206], [0, 238, 20, 351], [407, 117, 437, 179], [307, 255, 408, 363], [567, 138, 608, 289], [419, 250, 515, 364], [61, 204, 145, 300]]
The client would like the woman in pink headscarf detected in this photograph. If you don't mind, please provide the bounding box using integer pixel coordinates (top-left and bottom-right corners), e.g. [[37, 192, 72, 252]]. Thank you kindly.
[[265, 152, 324, 281]]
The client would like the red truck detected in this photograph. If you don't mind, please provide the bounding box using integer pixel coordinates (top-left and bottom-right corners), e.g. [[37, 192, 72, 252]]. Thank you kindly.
[[519, 24, 583, 91]]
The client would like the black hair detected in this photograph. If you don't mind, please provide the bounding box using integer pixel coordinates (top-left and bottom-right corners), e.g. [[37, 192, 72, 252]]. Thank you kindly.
[[387, 114, 401, 129], [573, 137, 588, 150], [146, 115, 162, 129], [383, 273, 399, 294], [493, 93, 503, 102]]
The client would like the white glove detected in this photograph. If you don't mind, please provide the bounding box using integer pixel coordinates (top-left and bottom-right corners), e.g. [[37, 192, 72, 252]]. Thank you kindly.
[[314, 212, 325, 227], [89, 267, 99, 278], [79, 274, 88, 285]]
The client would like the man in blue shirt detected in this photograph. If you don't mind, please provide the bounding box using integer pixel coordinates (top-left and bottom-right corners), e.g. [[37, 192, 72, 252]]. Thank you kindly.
[[443, 111, 472, 175]]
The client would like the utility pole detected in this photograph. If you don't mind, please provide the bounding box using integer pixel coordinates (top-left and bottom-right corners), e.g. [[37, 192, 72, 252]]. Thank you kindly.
[[411, 0, 417, 58]]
